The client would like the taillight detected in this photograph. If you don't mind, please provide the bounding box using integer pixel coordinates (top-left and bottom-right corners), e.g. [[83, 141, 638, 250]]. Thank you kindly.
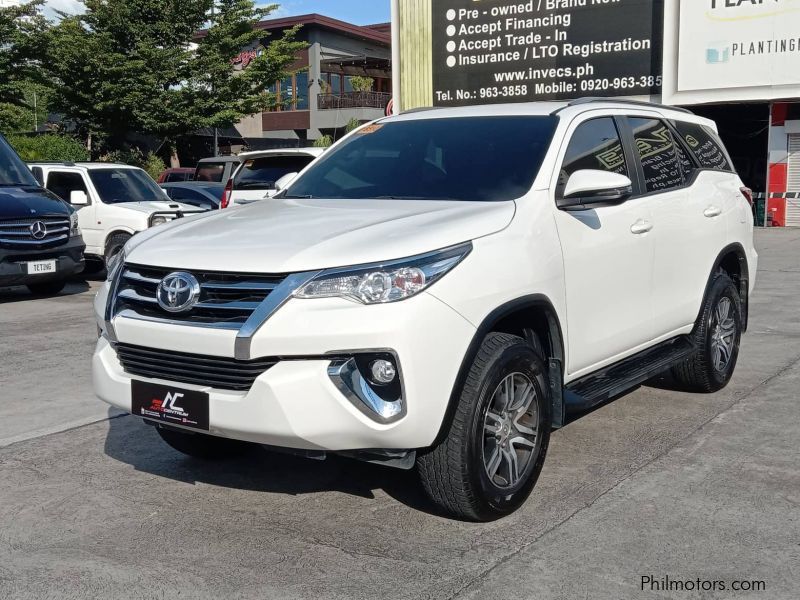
[[221, 178, 233, 209], [740, 186, 753, 207]]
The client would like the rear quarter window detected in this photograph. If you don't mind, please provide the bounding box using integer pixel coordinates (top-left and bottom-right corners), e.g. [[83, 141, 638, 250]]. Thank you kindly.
[[671, 120, 734, 172]]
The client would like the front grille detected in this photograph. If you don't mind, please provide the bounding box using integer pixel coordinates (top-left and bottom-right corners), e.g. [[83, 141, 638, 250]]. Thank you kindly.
[[0, 217, 71, 248], [115, 343, 278, 391], [114, 264, 286, 328]]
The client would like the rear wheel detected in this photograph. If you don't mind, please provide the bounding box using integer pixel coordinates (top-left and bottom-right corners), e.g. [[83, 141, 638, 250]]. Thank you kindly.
[[26, 280, 66, 296], [672, 272, 742, 392], [155, 427, 250, 460], [417, 332, 551, 521]]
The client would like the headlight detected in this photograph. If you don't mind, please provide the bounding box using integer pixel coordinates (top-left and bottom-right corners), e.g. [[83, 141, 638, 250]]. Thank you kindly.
[[294, 243, 472, 304], [106, 248, 126, 281], [69, 212, 80, 236], [150, 215, 169, 227]]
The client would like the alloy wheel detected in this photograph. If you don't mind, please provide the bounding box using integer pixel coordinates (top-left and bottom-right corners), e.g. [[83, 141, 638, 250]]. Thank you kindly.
[[710, 296, 737, 372], [482, 372, 540, 490]]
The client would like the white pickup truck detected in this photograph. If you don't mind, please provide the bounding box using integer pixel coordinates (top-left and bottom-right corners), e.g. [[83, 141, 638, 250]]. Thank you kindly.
[[29, 162, 206, 266]]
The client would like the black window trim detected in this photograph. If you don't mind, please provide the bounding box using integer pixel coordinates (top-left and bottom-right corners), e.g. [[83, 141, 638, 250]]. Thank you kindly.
[[668, 119, 737, 177], [554, 115, 639, 201], [617, 115, 692, 200], [45, 169, 93, 206]]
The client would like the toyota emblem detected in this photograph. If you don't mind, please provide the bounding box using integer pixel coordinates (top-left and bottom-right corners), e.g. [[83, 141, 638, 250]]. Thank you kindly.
[[156, 272, 201, 313], [29, 221, 47, 240]]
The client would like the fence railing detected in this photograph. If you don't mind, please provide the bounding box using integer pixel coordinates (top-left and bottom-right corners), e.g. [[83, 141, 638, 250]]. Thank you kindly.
[[317, 91, 391, 110]]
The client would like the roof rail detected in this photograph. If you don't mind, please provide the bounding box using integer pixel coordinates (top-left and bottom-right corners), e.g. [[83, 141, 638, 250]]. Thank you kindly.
[[27, 161, 77, 166], [401, 106, 441, 115], [553, 97, 693, 115]]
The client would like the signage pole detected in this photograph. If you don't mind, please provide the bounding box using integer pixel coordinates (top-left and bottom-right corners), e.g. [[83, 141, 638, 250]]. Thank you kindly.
[[764, 102, 773, 228]]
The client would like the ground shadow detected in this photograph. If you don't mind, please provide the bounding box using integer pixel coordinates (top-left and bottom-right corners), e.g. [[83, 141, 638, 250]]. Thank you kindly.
[[0, 279, 91, 304], [103, 409, 440, 516]]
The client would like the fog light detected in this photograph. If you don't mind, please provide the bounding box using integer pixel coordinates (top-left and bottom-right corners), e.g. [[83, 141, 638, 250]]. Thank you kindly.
[[369, 359, 396, 385]]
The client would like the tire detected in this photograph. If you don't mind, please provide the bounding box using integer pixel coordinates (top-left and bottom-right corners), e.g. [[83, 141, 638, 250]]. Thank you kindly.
[[672, 271, 742, 393], [26, 280, 66, 296], [104, 232, 131, 267], [155, 426, 250, 460], [418, 332, 552, 521]]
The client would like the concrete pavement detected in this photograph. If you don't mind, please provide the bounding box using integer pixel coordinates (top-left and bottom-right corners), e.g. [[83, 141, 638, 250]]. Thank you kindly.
[[0, 229, 798, 599]]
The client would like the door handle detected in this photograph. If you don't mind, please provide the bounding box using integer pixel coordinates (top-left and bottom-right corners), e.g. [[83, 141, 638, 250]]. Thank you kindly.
[[704, 206, 722, 218], [630, 219, 653, 235]]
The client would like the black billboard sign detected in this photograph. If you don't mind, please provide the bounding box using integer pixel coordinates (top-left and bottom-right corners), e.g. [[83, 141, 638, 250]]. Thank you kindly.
[[431, 0, 664, 106]]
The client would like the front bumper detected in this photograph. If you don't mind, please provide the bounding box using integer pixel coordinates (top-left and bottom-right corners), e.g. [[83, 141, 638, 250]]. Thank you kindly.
[[93, 291, 476, 451], [0, 236, 85, 286]]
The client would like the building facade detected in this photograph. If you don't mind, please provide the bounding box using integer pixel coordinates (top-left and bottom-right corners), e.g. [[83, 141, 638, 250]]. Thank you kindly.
[[392, 0, 800, 225], [236, 14, 392, 148]]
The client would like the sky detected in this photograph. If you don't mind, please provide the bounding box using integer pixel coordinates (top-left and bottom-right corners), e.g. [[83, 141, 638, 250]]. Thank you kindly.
[[37, 0, 391, 25]]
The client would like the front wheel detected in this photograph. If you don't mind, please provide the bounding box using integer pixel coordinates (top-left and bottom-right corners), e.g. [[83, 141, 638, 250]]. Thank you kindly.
[[672, 271, 742, 392], [417, 332, 551, 521], [104, 232, 131, 268]]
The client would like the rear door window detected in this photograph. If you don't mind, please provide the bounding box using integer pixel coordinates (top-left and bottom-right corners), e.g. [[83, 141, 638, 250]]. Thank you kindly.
[[46, 171, 89, 203], [557, 117, 629, 197], [234, 156, 316, 189], [671, 121, 734, 172], [629, 118, 684, 194]]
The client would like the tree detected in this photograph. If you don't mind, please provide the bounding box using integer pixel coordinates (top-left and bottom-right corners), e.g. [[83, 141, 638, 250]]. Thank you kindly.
[[45, 0, 305, 163], [350, 76, 374, 92], [0, 0, 49, 134], [190, 1, 307, 138]]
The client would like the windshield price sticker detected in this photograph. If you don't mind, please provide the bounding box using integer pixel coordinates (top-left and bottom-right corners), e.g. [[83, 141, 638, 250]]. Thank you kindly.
[[432, 0, 664, 105]]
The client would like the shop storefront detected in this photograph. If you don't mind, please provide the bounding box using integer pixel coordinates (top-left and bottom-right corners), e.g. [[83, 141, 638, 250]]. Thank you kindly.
[[391, 0, 800, 223]]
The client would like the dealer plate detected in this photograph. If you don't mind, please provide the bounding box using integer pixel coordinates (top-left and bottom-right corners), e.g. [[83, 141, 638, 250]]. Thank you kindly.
[[26, 260, 57, 275], [131, 380, 209, 431]]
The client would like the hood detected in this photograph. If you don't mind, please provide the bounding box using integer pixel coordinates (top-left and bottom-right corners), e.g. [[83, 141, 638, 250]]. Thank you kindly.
[[127, 197, 516, 273], [115, 200, 205, 215], [0, 186, 71, 218]]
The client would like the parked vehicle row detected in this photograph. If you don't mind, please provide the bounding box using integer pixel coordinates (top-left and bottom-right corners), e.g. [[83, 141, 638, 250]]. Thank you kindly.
[[92, 99, 757, 521]]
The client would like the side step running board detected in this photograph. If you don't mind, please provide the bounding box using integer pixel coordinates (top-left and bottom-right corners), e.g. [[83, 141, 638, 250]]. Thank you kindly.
[[564, 336, 696, 415]]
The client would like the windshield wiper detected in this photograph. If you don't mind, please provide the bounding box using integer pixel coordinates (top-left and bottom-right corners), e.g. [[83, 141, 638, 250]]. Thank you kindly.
[[0, 183, 29, 187], [282, 194, 315, 199]]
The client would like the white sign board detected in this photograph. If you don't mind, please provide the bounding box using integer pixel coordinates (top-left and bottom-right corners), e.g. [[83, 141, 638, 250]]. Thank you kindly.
[[678, 0, 800, 92]]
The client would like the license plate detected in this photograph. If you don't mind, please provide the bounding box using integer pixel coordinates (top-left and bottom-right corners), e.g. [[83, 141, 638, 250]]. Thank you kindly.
[[131, 380, 209, 431], [26, 260, 57, 275]]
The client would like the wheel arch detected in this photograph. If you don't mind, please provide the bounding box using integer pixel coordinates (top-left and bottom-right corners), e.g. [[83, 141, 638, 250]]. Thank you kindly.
[[104, 228, 136, 254], [702, 243, 750, 332], [434, 295, 566, 445]]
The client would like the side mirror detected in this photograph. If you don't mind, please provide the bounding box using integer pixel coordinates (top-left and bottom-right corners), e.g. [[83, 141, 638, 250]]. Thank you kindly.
[[558, 170, 633, 211], [70, 190, 90, 206], [274, 172, 298, 193]]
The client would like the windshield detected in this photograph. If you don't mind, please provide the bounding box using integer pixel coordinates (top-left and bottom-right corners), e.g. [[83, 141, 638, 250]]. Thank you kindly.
[[89, 168, 167, 204], [285, 116, 558, 202], [234, 155, 316, 189], [0, 135, 39, 187]]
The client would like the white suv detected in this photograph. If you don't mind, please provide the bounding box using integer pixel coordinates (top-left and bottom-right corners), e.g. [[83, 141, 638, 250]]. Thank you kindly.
[[93, 100, 757, 521], [30, 162, 206, 266], [223, 148, 325, 208]]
